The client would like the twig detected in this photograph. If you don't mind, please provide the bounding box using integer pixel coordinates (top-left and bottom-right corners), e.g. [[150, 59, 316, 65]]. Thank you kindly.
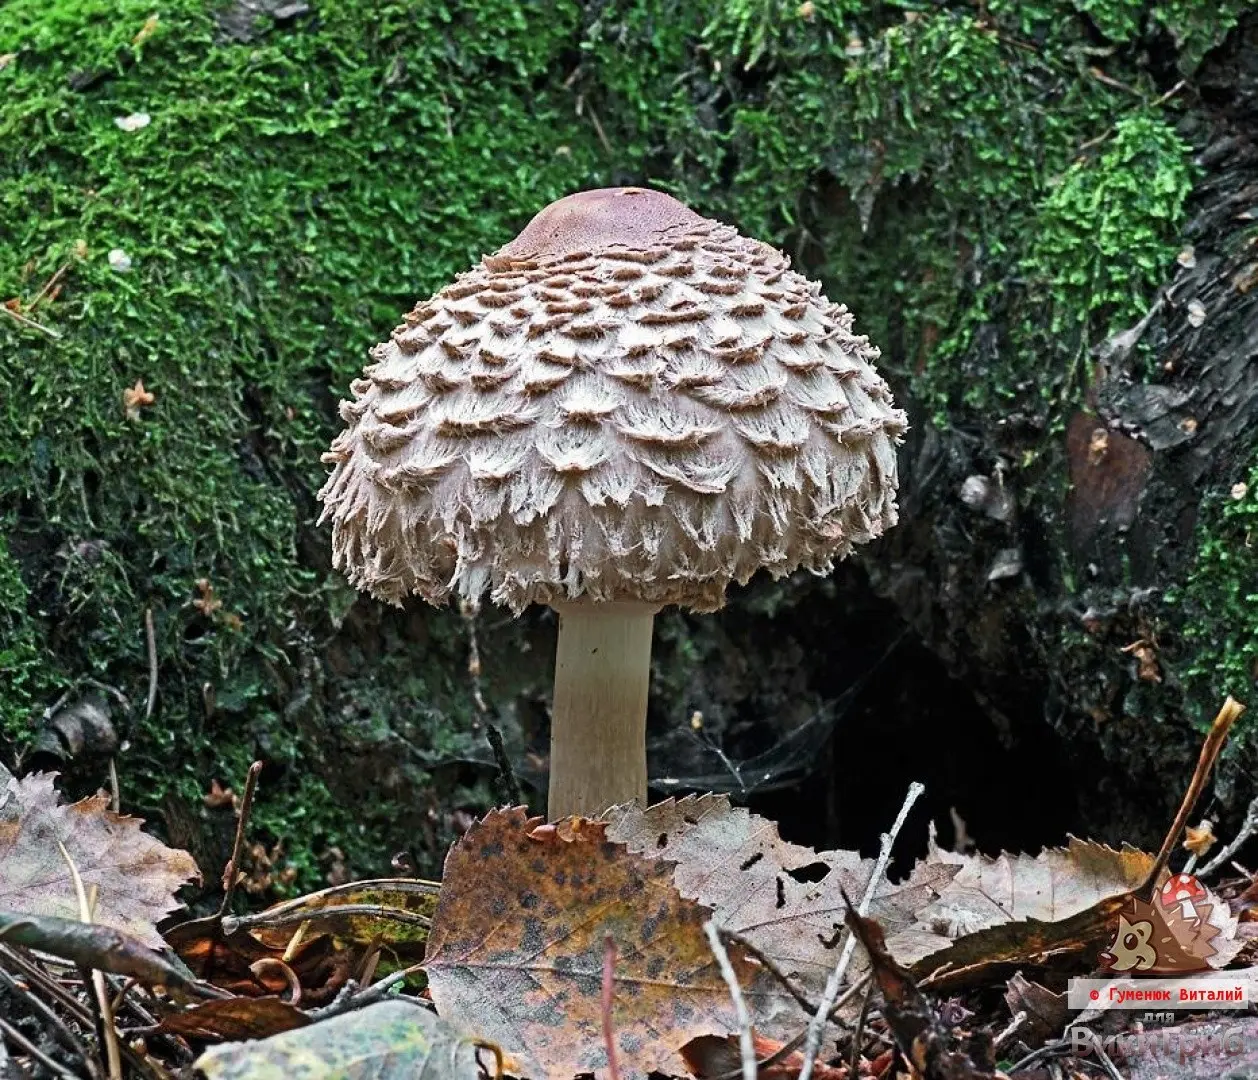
[[709, 977, 872, 1080], [0, 965, 97, 1076], [107, 759, 120, 814], [459, 597, 522, 806], [1092, 1037, 1126, 1080], [798, 781, 926, 1080], [305, 962, 430, 1021], [58, 843, 121, 1080], [994, 1011, 1027, 1051], [1075, 79, 1186, 157], [601, 935, 623, 1080], [1198, 793, 1258, 878], [705, 920, 757, 1080], [720, 930, 819, 1016], [29, 263, 71, 310], [0, 945, 94, 1025], [848, 970, 877, 1076], [0, 1015, 81, 1079], [0, 303, 61, 338], [1138, 696, 1244, 901], [585, 99, 613, 156], [223, 903, 430, 935], [217, 761, 263, 916], [144, 607, 158, 720]]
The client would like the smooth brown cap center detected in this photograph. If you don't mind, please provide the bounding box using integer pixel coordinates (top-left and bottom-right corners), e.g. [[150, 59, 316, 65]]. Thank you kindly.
[[497, 187, 707, 260]]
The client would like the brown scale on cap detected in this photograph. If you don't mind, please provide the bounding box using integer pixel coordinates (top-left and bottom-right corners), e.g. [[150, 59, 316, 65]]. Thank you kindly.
[[318, 186, 907, 616]]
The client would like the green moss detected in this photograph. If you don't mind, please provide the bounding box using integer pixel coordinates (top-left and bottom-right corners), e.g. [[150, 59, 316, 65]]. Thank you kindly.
[[1022, 114, 1195, 332], [1176, 460, 1258, 719]]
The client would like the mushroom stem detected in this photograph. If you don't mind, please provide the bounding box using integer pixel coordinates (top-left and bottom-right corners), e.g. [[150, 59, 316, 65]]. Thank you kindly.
[[547, 600, 658, 820]]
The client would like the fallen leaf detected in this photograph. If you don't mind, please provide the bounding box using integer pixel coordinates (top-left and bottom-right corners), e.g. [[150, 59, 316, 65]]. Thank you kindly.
[[1002, 972, 1068, 1047], [424, 807, 778, 1080], [682, 1033, 849, 1080], [887, 835, 1154, 977], [123, 378, 155, 418], [157, 996, 310, 1041], [133, 14, 160, 45], [225, 877, 439, 957], [0, 764, 199, 947], [0, 53, 15, 72], [166, 916, 354, 1003], [606, 795, 955, 1035], [844, 902, 996, 1080], [204, 779, 237, 811], [193, 577, 223, 615], [1184, 821, 1216, 857], [0, 910, 202, 995], [195, 1000, 483, 1079]]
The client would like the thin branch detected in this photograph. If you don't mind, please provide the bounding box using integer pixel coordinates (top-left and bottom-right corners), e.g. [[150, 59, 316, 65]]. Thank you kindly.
[[0, 1015, 81, 1079], [798, 781, 926, 1080], [848, 969, 877, 1076], [601, 935, 623, 1080], [217, 761, 263, 916], [306, 963, 430, 1021], [29, 263, 71, 310], [59, 843, 121, 1080], [993, 1011, 1027, 1051], [1198, 793, 1258, 878], [1139, 696, 1244, 900], [705, 920, 757, 1080], [223, 903, 430, 935], [144, 607, 159, 720], [0, 303, 61, 338]]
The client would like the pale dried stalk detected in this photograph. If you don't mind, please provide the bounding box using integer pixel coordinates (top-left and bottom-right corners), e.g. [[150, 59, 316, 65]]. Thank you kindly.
[[705, 920, 757, 1080], [797, 781, 926, 1080], [58, 842, 122, 1080]]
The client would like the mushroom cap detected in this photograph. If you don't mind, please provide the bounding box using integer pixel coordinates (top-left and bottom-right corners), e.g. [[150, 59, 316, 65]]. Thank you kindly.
[[318, 187, 907, 615]]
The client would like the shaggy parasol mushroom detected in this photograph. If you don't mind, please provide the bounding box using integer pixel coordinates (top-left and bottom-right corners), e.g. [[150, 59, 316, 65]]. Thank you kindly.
[[318, 187, 907, 820]]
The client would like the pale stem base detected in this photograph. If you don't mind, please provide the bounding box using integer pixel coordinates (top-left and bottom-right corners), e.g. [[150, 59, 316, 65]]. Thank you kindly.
[[547, 600, 658, 820]]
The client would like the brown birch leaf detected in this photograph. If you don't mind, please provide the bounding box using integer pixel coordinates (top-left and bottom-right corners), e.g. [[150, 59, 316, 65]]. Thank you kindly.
[[0, 764, 199, 947], [605, 793, 955, 1033], [423, 807, 781, 1080]]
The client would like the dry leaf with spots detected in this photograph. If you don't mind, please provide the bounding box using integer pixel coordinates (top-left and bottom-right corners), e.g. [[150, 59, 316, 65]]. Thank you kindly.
[[605, 794, 956, 1036], [423, 807, 782, 1080], [0, 764, 199, 947], [196, 1000, 483, 1080]]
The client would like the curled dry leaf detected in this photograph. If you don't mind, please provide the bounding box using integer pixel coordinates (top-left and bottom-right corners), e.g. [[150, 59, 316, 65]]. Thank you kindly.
[[0, 764, 199, 947], [844, 904, 996, 1080], [887, 836, 1171, 990], [225, 877, 440, 957], [605, 794, 956, 1036], [195, 1000, 481, 1080], [0, 910, 202, 995], [424, 807, 780, 1080], [157, 996, 310, 1041]]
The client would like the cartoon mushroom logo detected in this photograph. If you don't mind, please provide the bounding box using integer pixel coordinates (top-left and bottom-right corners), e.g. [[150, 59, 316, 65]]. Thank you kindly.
[[318, 187, 907, 819]]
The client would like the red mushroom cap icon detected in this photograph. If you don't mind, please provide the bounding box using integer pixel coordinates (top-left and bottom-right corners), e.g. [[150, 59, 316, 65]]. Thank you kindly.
[[1160, 872, 1207, 923]]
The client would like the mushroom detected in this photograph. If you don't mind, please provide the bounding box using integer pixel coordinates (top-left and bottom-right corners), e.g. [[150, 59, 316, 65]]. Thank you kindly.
[[318, 187, 907, 820]]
